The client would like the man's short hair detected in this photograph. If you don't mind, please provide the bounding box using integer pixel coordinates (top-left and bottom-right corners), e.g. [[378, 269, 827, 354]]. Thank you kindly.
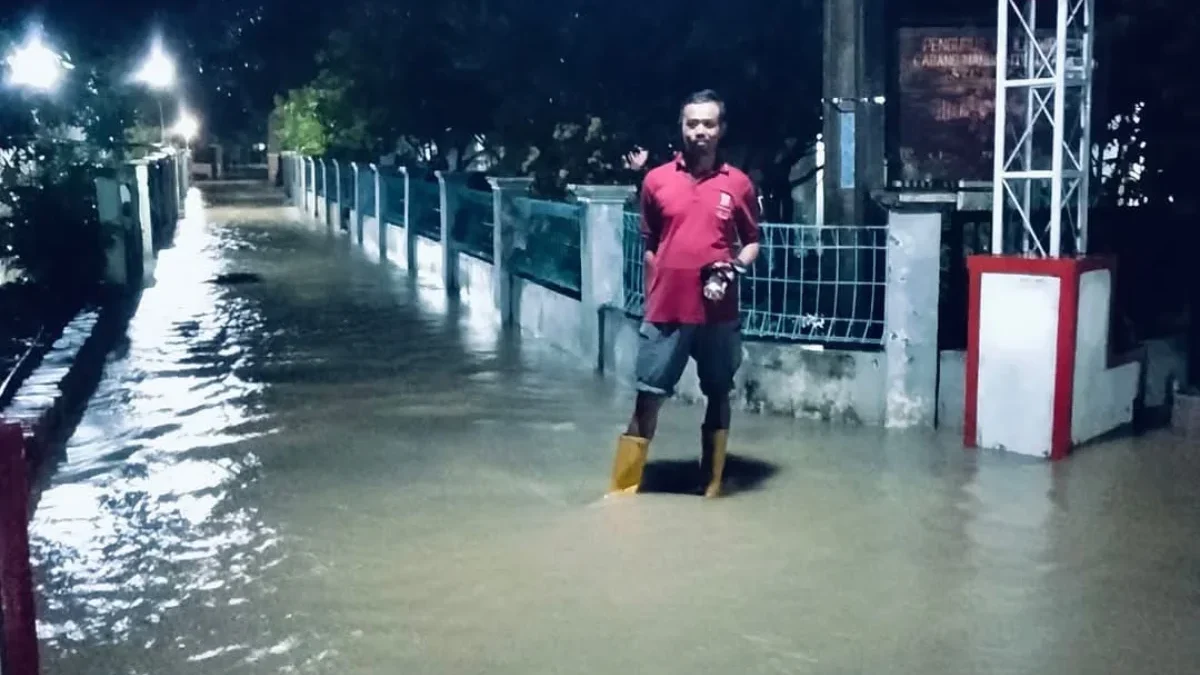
[[680, 89, 726, 123]]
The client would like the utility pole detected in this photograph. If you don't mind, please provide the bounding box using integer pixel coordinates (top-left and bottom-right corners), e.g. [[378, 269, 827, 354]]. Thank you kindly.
[[822, 0, 887, 225]]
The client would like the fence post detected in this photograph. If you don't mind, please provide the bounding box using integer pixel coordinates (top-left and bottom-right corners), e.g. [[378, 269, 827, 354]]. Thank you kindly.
[[133, 161, 156, 286], [173, 151, 185, 218], [374, 165, 387, 261], [315, 158, 325, 223], [170, 152, 181, 220], [351, 163, 363, 244], [305, 157, 314, 215], [403, 168, 418, 274], [486, 177, 534, 326], [570, 184, 637, 370], [882, 205, 945, 428], [332, 159, 342, 232], [0, 423, 40, 675], [436, 171, 467, 294]]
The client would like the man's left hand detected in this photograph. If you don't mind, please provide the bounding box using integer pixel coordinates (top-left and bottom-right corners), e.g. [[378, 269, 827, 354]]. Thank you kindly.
[[702, 261, 740, 301]]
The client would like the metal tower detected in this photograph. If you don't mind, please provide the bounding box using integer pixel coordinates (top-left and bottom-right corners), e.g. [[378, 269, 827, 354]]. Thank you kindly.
[[991, 0, 1097, 257]]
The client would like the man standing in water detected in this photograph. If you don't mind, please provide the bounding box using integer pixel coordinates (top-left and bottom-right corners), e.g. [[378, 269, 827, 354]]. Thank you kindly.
[[608, 89, 761, 498]]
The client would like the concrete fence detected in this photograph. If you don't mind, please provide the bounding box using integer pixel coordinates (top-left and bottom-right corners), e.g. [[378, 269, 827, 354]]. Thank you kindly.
[[280, 152, 951, 428], [93, 148, 190, 291]]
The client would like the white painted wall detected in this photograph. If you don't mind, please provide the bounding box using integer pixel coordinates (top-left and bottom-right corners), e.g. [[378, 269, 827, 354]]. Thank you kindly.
[[458, 254, 500, 326], [361, 216, 382, 264], [976, 273, 1061, 457], [1072, 269, 1140, 444], [414, 236, 441, 284], [385, 224, 407, 266], [514, 279, 586, 359]]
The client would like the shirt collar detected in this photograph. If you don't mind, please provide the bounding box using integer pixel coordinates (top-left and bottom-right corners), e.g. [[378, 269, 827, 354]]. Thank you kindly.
[[673, 152, 729, 176]]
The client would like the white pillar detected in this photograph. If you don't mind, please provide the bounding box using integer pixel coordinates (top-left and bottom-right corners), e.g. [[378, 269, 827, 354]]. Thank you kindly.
[[486, 177, 534, 326], [570, 184, 636, 370]]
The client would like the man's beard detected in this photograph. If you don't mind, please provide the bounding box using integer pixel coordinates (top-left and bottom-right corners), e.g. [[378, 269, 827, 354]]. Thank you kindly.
[[683, 140, 716, 159]]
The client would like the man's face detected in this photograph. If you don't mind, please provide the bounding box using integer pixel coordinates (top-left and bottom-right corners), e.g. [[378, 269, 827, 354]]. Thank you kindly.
[[680, 102, 724, 155]]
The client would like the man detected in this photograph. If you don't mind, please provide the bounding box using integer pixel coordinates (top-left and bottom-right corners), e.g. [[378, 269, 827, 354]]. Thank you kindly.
[[608, 89, 761, 499]]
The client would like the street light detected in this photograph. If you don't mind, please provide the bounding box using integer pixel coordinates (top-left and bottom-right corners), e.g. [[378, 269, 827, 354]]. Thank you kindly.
[[171, 108, 200, 146], [133, 40, 175, 90], [3, 31, 70, 93], [133, 39, 176, 142]]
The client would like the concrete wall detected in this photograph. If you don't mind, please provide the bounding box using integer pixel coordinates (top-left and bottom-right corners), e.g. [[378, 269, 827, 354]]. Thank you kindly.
[[600, 307, 886, 423], [362, 216, 382, 264], [278, 155, 974, 429], [1072, 269, 1139, 443], [1143, 336, 1189, 409], [386, 224, 407, 265], [458, 254, 500, 326], [513, 278, 588, 358], [415, 236, 443, 285]]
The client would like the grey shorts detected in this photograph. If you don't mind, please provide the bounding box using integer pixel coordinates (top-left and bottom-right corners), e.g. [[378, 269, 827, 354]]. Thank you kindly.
[[635, 321, 743, 398]]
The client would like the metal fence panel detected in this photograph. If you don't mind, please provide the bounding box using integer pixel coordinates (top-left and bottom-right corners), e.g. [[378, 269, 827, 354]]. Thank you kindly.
[[620, 214, 888, 348], [408, 179, 441, 239], [622, 210, 646, 316], [382, 172, 406, 225], [450, 187, 494, 261], [358, 166, 377, 218], [340, 164, 356, 209], [740, 223, 887, 347], [512, 198, 583, 298]]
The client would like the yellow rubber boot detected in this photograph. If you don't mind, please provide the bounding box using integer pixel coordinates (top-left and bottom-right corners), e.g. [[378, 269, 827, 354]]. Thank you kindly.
[[608, 435, 650, 495], [700, 428, 729, 498]]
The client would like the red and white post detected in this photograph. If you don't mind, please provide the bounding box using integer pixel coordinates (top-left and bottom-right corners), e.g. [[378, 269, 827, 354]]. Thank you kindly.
[[970, 0, 1137, 459], [0, 423, 40, 675], [964, 256, 1140, 459]]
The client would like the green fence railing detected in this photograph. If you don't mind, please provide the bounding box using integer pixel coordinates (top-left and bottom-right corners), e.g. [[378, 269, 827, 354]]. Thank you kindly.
[[512, 198, 583, 298], [451, 187, 494, 262], [408, 179, 441, 240]]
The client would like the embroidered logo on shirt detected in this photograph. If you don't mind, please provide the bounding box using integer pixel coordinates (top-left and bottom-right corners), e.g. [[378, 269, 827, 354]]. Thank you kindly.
[[716, 191, 733, 220]]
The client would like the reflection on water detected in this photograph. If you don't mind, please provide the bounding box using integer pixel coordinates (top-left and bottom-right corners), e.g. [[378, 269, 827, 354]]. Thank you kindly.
[[28, 183, 1200, 674]]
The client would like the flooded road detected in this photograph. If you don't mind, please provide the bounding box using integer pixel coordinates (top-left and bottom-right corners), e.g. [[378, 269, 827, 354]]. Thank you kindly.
[[30, 183, 1200, 674]]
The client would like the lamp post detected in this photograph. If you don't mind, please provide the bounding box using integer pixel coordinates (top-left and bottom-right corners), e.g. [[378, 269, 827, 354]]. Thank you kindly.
[[171, 107, 200, 150], [133, 39, 176, 143], [3, 30, 69, 93]]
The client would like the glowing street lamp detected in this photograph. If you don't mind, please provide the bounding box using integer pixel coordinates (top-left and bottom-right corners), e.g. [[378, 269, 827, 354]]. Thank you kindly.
[[4, 31, 70, 93], [133, 40, 176, 90], [171, 108, 200, 145], [134, 39, 177, 142]]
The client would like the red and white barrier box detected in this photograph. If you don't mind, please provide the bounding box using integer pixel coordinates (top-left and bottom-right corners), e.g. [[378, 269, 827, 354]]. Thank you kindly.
[[964, 256, 1141, 460]]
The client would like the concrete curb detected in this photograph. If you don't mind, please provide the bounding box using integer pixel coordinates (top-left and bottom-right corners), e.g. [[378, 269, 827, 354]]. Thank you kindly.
[[0, 298, 135, 488]]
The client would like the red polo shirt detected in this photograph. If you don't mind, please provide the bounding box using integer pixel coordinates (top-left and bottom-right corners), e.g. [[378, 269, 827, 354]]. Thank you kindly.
[[639, 156, 760, 325]]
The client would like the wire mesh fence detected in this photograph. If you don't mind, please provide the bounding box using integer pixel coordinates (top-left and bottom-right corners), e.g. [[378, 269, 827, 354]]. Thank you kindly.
[[512, 198, 584, 298], [621, 209, 646, 316], [450, 187, 494, 261], [740, 223, 887, 347], [620, 214, 888, 348]]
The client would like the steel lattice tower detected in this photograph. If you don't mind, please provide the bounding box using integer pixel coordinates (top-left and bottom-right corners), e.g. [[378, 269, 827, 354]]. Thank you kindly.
[[991, 0, 1097, 257]]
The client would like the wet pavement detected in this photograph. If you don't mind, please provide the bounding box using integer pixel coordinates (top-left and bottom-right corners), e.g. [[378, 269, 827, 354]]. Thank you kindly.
[[29, 182, 1200, 674]]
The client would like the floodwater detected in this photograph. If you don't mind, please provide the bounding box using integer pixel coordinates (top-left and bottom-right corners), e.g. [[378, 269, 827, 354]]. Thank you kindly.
[[30, 183, 1200, 674]]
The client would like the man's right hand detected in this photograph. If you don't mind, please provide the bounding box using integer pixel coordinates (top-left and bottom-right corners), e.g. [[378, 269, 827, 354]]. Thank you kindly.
[[625, 147, 649, 172]]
